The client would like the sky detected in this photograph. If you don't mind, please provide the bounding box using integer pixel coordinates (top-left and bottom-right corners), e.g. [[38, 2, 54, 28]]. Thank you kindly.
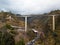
[[0, 0, 60, 15]]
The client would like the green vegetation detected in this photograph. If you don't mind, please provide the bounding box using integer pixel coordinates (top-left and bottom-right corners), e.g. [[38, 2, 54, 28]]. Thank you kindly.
[[5, 24, 14, 30], [16, 38, 25, 45], [26, 30, 36, 40], [0, 31, 15, 45], [0, 10, 60, 45]]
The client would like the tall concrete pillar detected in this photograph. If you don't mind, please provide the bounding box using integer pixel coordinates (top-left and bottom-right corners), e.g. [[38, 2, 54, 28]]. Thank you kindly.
[[52, 15, 55, 31]]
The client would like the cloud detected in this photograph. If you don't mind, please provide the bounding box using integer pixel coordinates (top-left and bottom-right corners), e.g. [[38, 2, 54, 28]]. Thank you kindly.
[[0, 0, 60, 15], [0, 0, 10, 11]]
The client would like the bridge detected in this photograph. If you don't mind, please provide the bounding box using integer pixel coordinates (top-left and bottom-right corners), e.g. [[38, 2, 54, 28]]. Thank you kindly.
[[17, 14, 60, 32], [14, 14, 60, 32]]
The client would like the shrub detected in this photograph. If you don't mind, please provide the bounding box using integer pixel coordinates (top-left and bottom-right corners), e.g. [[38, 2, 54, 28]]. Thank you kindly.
[[16, 38, 25, 45]]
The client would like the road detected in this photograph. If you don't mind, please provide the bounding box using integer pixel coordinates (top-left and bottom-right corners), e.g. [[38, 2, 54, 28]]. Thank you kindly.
[[26, 29, 40, 45]]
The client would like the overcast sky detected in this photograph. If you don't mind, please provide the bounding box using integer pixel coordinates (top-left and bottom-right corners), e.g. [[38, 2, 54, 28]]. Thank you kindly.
[[0, 0, 60, 15]]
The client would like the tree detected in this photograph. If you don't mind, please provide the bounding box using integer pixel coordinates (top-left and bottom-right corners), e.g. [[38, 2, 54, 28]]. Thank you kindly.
[[3, 32, 15, 45]]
